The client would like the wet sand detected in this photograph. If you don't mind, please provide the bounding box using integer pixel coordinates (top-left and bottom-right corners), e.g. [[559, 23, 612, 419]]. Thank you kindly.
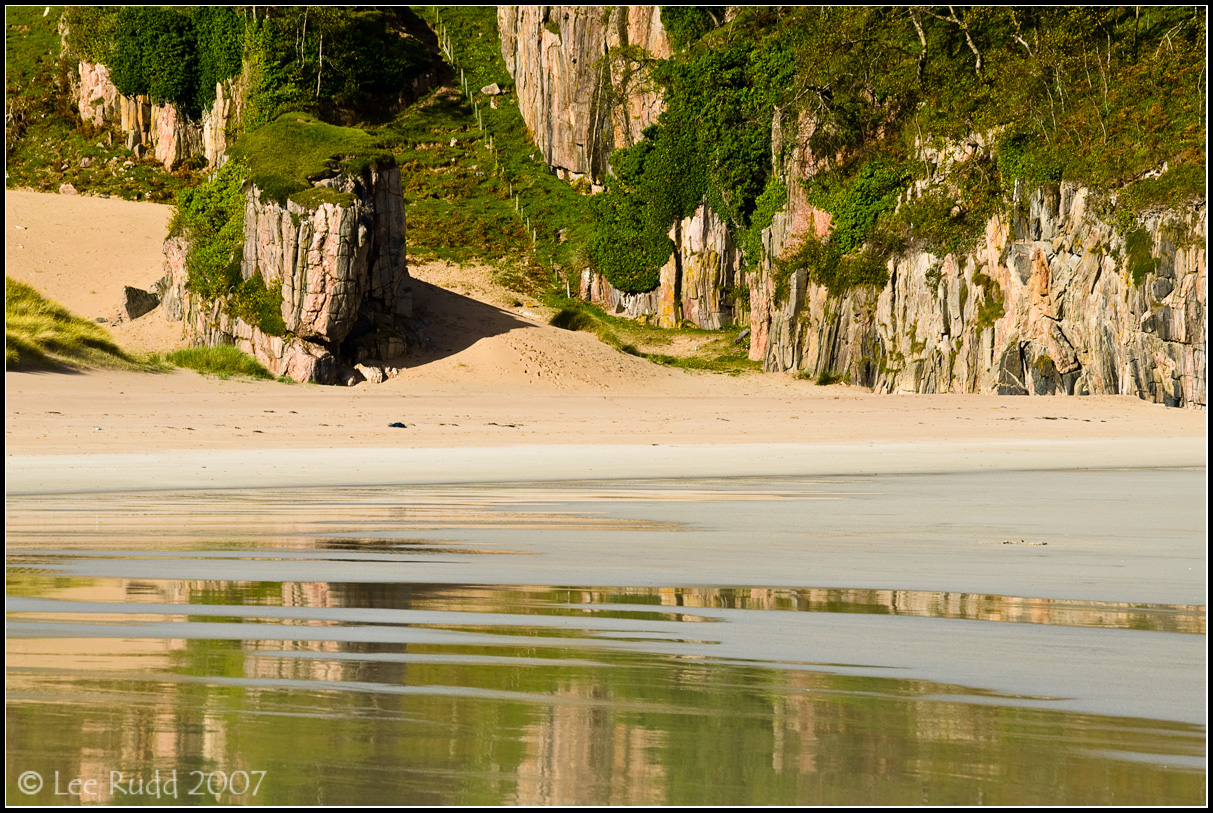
[[6, 471, 1206, 805]]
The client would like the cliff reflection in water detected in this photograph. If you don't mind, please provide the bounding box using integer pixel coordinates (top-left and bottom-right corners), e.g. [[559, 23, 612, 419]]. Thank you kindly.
[[6, 475, 1207, 805], [7, 576, 1205, 806]]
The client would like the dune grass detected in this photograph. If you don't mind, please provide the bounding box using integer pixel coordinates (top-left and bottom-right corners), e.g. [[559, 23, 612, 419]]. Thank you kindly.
[[5, 277, 141, 371], [165, 345, 277, 380]]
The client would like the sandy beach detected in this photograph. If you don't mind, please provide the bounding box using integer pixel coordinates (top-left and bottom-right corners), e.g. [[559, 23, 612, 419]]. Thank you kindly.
[[5, 189, 1207, 492], [5, 190, 1207, 806]]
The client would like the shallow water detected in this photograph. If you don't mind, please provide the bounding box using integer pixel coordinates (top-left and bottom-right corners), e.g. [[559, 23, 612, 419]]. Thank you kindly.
[[6, 470, 1206, 805]]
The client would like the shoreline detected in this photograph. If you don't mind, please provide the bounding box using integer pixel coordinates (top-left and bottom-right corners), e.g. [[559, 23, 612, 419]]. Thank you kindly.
[[5, 437, 1205, 495]]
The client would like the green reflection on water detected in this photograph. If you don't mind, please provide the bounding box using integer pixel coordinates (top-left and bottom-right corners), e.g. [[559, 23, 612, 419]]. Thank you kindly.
[[6, 476, 1207, 805], [6, 579, 1206, 806]]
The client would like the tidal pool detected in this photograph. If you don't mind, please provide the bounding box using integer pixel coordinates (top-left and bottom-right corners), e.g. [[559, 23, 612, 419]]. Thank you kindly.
[[5, 470, 1206, 805]]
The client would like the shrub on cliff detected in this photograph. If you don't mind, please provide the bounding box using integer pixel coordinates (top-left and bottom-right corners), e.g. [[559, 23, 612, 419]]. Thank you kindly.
[[587, 6, 1204, 297], [65, 7, 243, 119], [587, 125, 700, 292], [171, 159, 291, 338], [586, 12, 795, 290], [172, 159, 249, 300], [64, 7, 439, 128]]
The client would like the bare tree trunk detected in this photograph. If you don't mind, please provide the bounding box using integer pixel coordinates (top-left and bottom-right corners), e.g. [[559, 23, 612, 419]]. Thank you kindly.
[[909, 8, 928, 81], [930, 7, 982, 76]]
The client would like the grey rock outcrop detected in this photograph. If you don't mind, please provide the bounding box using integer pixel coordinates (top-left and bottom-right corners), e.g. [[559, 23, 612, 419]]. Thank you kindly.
[[121, 286, 160, 321], [750, 111, 1207, 408], [164, 167, 413, 384]]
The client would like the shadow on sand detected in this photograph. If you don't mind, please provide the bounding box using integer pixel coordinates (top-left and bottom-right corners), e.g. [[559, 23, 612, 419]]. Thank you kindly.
[[397, 278, 537, 368]]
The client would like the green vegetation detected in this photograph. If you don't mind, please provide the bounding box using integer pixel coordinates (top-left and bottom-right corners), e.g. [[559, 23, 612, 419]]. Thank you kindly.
[[64, 7, 438, 125], [5, 6, 62, 93], [10, 8, 440, 201], [171, 159, 246, 292], [166, 345, 276, 380], [547, 297, 760, 375], [769, 161, 910, 298], [241, 7, 439, 129], [971, 271, 1006, 330], [784, 6, 1204, 269], [590, 6, 1204, 297], [66, 7, 242, 119], [549, 307, 597, 333], [775, 232, 891, 302], [398, 8, 593, 289], [227, 112, 393, 206], [6, 7, 199, 200], [1125, 228, 1159, 287], [660, 7, 724, 51], [230, 273, 287, 337], [5, 278, 137, 371], [591, 10, 797, 291], [169, 159, 286, 337]]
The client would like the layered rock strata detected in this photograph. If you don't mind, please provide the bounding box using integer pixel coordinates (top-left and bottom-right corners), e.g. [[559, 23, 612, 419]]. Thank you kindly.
[[164, 167, 413, 384]]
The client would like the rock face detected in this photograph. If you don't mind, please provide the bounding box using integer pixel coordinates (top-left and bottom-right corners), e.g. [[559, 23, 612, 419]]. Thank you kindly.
[[501, 7, 745, 331], [164, 167, 413, 384], [750, 112, 1207, 408], [120, 286, 160, 321], [499, 6, 670, 182], [500, 11, 1205, 407], [75, 60, 240, 171], [580, 202, 742, 329]]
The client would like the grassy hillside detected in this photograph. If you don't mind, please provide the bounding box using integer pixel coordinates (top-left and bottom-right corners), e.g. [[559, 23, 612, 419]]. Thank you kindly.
[[5, 6, 204, 200], [380, 8, 594, 292]]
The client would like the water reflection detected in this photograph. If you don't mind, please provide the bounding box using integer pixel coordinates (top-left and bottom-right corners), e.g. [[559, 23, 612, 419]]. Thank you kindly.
[[6, 477, 1207, 805]]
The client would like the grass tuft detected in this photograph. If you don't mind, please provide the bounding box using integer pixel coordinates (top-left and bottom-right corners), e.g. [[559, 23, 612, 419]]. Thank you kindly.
[[166, 345, 277, 380], [545, 296, 761, 375], [549, 307, 596, 333], [5, 278, 138, 371]]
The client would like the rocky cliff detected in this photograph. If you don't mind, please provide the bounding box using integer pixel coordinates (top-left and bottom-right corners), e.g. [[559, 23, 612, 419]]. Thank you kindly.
[[163, 167, 413, 384], [75, 60, 241, 171], [579, 202, 741, 329], [498, 6, 670, 183], [502, 7, 749, 329], [503, 9, 1204, 406], [750, 113, 1206, 408]]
